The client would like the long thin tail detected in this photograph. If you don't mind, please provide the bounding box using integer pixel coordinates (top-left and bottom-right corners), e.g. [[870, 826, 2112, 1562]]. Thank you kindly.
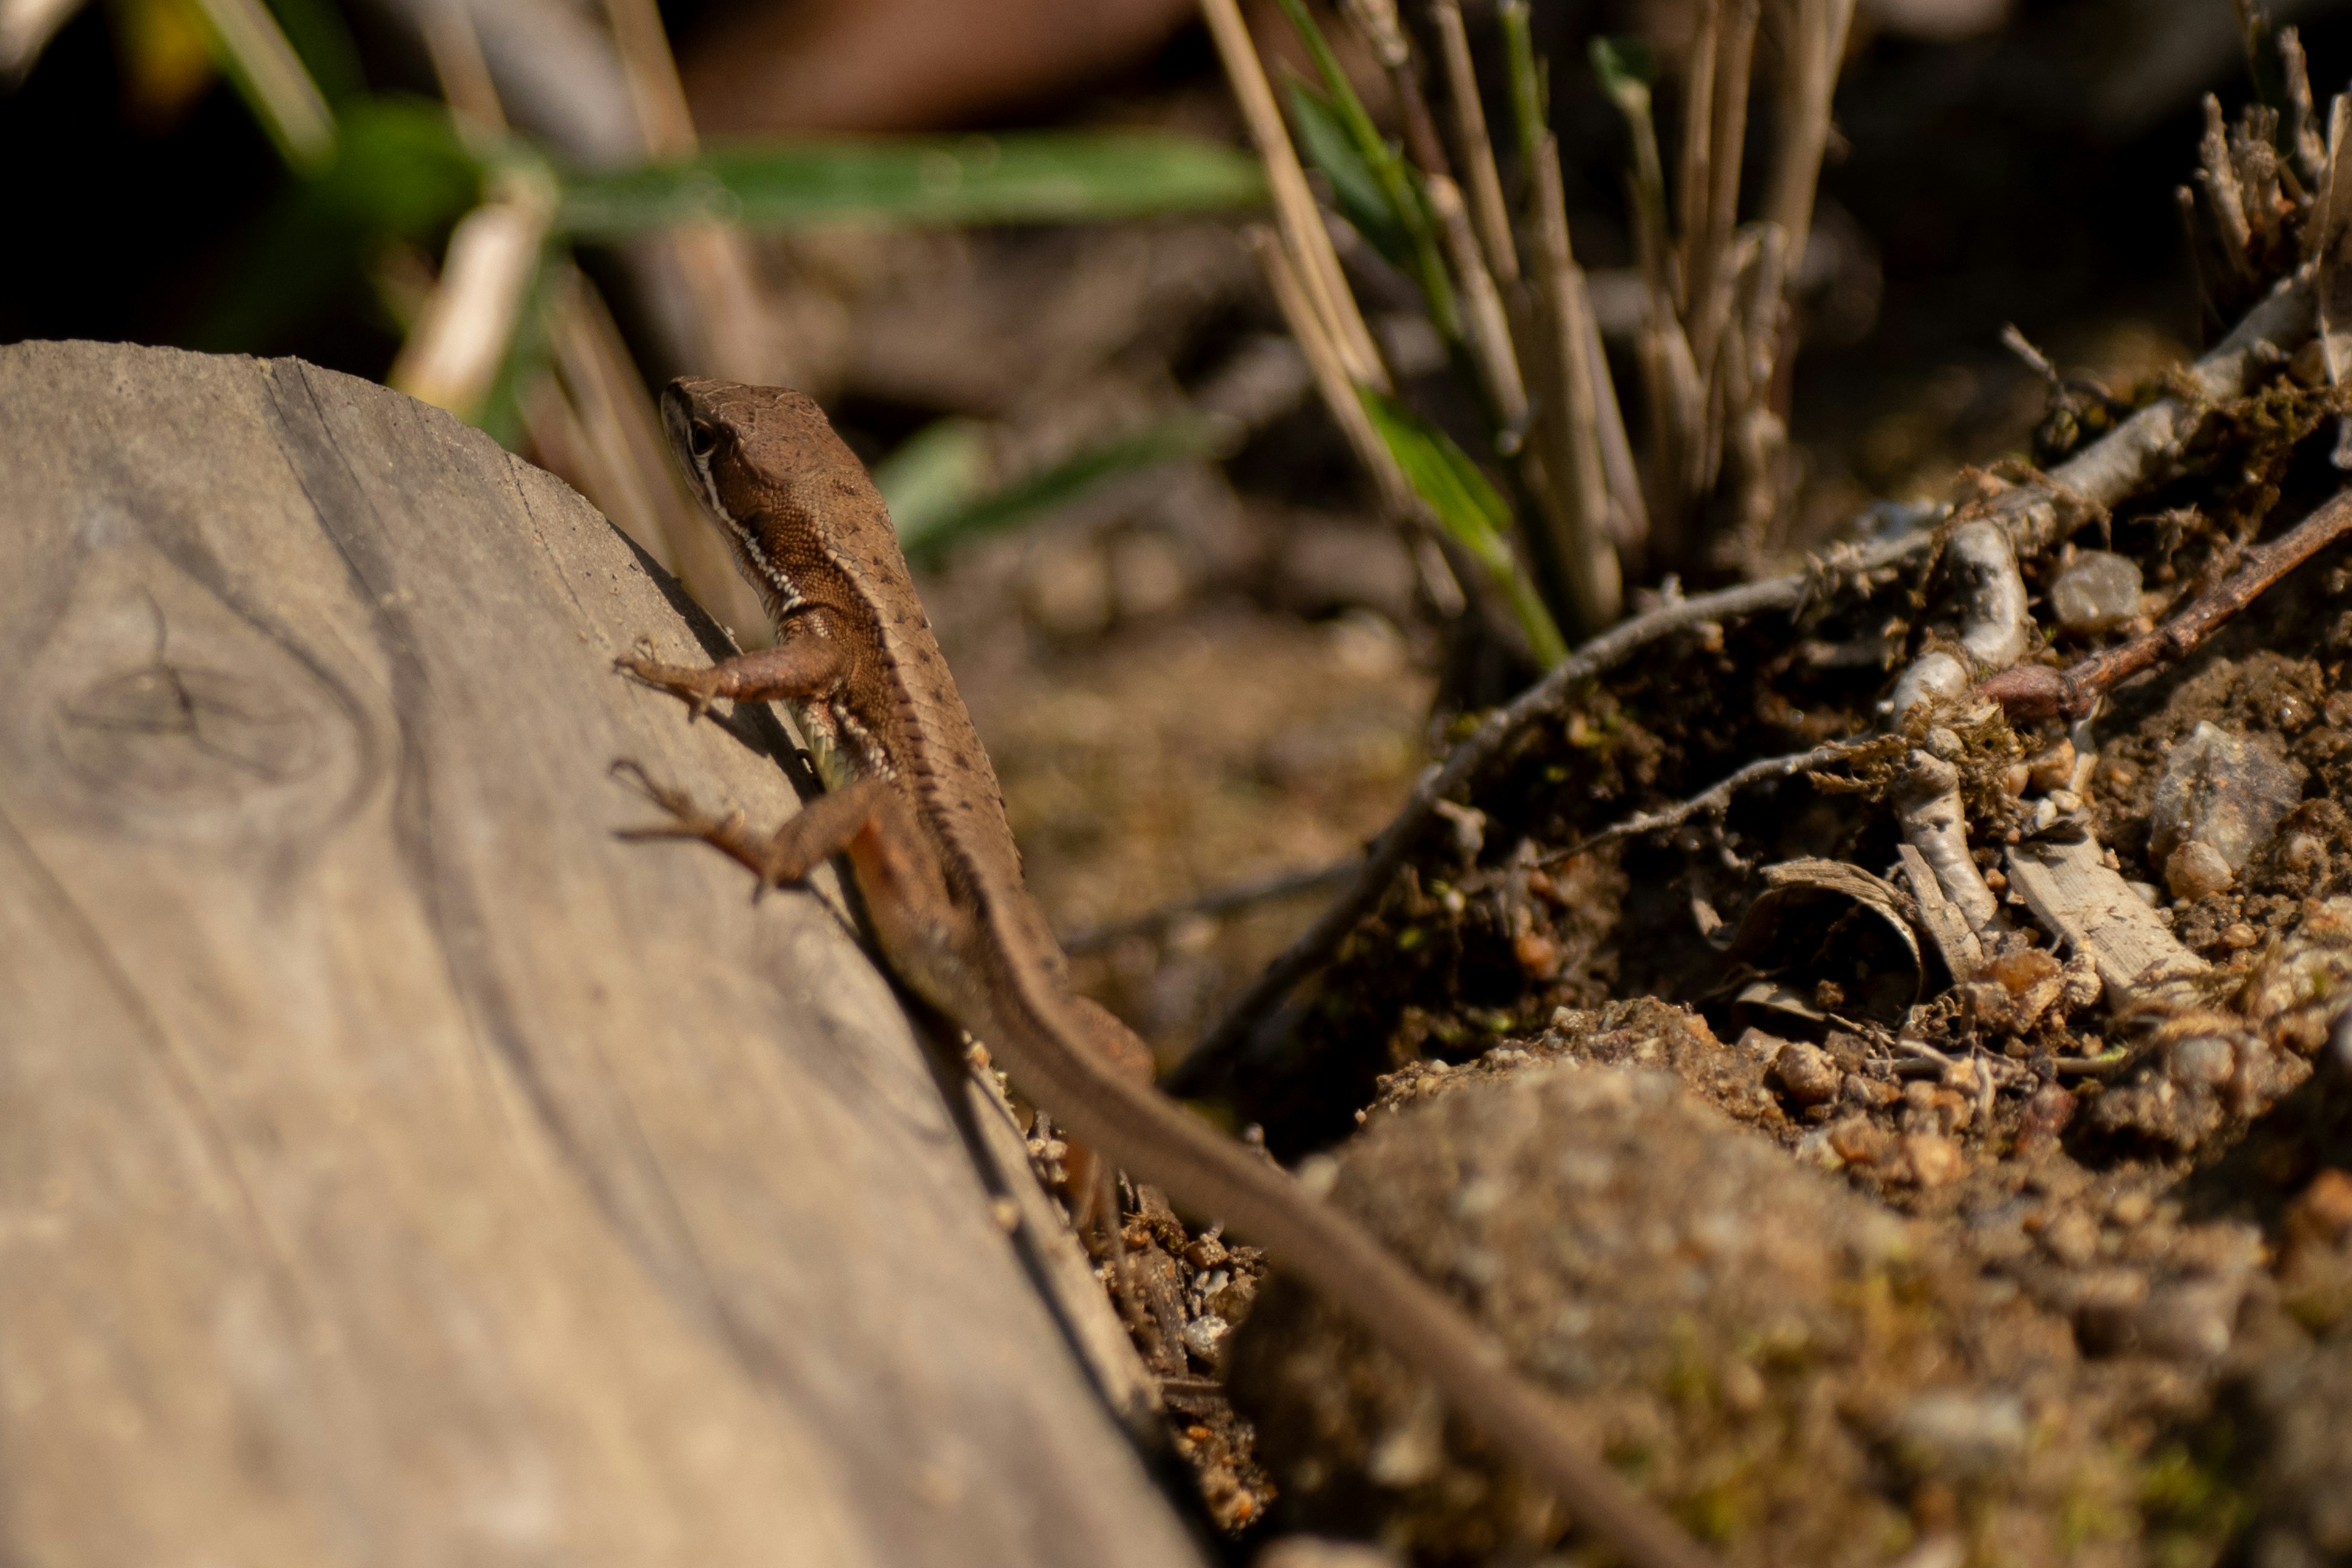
[[978, 973, 1720, 1568]]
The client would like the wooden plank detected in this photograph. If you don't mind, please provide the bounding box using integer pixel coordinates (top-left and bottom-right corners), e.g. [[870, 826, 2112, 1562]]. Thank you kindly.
[[0, 341, 1199, 1568]]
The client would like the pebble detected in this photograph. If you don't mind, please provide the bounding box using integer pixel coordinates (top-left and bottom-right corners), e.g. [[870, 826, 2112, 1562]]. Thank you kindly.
[[1770, 1039, 1844, 1106], [2049, 550, 2144, 631], [2165, 840, 2235, 900], [1892, 1389, 2029, 1477], [2150, 721, 2307, 872], [2166, 1034, 2236, 1087]]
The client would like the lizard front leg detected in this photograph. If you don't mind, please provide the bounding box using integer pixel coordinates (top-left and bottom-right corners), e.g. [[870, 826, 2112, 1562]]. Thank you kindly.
[[616, 619, 843, 718]]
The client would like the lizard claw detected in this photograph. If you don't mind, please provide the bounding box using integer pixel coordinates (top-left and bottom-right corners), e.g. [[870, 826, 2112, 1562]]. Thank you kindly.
[[614, 645, 722, 721]]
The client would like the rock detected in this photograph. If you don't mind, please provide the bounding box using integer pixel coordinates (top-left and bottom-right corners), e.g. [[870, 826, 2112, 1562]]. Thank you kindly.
[[2049, 550, 2143, 631], [2165, 840, 2235, 900], [2149, 721, 2307, 872], [1771, 1039, 1844, 1106], [1890, 1390, 2029, 1478]]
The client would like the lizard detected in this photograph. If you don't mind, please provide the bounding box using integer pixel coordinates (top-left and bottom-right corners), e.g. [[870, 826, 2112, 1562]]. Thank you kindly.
[[612, 376, 1717, 1568]]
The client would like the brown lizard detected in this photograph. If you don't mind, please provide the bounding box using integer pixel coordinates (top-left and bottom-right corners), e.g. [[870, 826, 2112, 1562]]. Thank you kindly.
[[614, 377, 1716, 1568]]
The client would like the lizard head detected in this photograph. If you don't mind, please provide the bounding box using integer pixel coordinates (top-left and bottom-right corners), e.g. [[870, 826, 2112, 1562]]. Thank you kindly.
[[660, 377, 889, 621]]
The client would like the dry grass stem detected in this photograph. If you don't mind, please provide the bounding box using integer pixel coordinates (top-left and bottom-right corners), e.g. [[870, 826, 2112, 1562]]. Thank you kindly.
[[1762, 0, 1855, 277], [189, 0, 334, 167], [2284, 26, 2327, 184], [538, 269, 774, 641], [1428, 0, 1519, 287], [418, 0, 507, 136], [2202, 94, 2257, 281], [1428, 173, 1529, 430], [1688, 0, 1760, 380], [1526, 138, 1625, 630], [1200, 0, 1387, 390], [1675, 0, 1722, 318], [1247, 226, 1411, 511], [387, 170, 555, 417]]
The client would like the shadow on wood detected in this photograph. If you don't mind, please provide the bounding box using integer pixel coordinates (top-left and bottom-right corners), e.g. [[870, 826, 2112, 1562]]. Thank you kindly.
[[0, 340, 1199, 1568]]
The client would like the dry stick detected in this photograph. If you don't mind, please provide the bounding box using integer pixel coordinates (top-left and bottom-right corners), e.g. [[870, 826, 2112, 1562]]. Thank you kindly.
[[1170, 266, 2320, 1090], [1542, 740, 1869, 864], [1200, 0, 1389, 390], [1429, 0, 1520, 287], [1978, 484, 2352, 722], [1249, 227, 1413, 513]]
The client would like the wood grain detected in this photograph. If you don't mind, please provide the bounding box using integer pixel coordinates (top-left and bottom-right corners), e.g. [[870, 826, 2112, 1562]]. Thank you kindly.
[[0, 340, 1198, 1568]]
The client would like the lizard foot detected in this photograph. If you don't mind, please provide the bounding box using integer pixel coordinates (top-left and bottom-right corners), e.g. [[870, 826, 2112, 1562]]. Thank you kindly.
[[614, 641, 729, 720], [608, 761, 823, 897]]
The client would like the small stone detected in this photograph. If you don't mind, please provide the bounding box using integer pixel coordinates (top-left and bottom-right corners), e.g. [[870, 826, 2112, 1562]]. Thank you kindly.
[[1513, 932, 1561, 978], [2166, 1034, 2237, 1087], [1902, 1131, 1967, 1187], [2287, 1169, 2352, 1248], [1182, 1313, 1232, 1362], [2221, 922, 2260, 950], [2015, 1084, 2077, 1146], [2050, 550, 2144, 631], [2109, 1190, 2154, 1226], [2128, 880, 2163, 907], [1988, 947, 2062, 994], [1828, 1116, 1891, 1166], [2166, 840, 2236, 900], [2035, 1207, 2102, 1265], [2149, 721, 2307, 872], [2026, 738, 2077, 793], [1893, 1390, 2029, 1477], [1770, 1040, 1843, 1106]]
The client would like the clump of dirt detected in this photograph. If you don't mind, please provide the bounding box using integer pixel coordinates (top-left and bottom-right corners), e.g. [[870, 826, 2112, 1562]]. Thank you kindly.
[[1183, 317, 2352, 1564]]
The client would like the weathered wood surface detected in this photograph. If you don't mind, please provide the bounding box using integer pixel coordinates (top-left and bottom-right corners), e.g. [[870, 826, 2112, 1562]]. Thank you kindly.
[[0, 340, 1201, 1568]]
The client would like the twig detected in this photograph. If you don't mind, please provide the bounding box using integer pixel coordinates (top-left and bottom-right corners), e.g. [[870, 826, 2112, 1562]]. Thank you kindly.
[[1540, 741, 1866, 863], [1978, 482, 2352, 721], [1167, 267, 2318, 1092], [1060, 862, 1359, 956]]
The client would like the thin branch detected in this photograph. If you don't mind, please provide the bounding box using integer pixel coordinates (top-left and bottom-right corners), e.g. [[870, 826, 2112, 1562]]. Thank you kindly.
[[1978, 482, 2352, 721], [1542, 740, 1869, 863], [1168, 266, 2318, 1092]]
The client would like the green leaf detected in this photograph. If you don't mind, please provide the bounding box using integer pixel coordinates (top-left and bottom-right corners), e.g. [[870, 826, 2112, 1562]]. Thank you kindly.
[[873, 418, 994, 546], [887, 415, 1226, 560], [1358, 388, 1566, 664], [1588, 36, 1657, 98], [193, 96, 484, 353], [1268, 0, 1458, 339], [1283, 79, 1411, 268], [553, 133, 1266, 237]]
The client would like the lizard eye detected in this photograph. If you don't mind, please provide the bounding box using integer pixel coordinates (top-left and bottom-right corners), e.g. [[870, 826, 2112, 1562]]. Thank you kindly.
[[687, 420, 719, 460]]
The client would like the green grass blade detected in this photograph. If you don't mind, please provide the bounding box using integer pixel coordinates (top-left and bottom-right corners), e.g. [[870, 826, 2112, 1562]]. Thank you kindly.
[[1283, 80, 1411, 267], [885, 415, 1226, 561], [1358, 388, 1565, 663], [554, 133, 1266, 237]]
